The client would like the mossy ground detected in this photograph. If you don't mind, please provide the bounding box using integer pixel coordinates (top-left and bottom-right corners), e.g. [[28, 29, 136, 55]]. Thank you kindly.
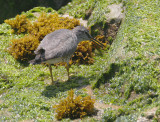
[[0, 0, 160, 121]]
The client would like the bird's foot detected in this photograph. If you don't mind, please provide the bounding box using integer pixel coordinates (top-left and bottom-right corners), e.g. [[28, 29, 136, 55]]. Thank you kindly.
[[67, 73, 74, 82], [67, 76, 71, 82], [51, 80, 59, 85]]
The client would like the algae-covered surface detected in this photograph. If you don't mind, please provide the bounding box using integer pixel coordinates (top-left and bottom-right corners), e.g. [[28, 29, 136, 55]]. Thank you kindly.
[[0, 0, 160, 121]]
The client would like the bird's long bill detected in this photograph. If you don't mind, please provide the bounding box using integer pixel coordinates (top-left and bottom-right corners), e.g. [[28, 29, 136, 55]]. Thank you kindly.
[[91, 38, 105, 48], [86, 32, 105, 48]]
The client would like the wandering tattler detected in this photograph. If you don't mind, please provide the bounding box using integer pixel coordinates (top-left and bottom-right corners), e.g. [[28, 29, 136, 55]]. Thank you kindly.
[[29, 25, 104, 85]]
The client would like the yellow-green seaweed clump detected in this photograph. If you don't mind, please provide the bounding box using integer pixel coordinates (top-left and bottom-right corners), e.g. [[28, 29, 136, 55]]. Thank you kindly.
[[27, 13, 80, 40], [6, 13, 80, 61], [72, 35, 106, 64], [72, 41, 94, 64], [8, 35, 39, 61], [5, 14, 31, 34], [53, 89, 95, 120]]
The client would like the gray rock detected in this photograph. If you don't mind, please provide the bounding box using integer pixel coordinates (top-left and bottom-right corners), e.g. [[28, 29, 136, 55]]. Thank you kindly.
[[137, 108, 158, 122], [106, 3, 125, 23], [61, 14, 88, 27], [137, 116, 151, 122]]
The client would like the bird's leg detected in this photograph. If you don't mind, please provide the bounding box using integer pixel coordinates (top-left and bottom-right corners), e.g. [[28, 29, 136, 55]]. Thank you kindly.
[[49, 64, 54, 85], [66, 63, 70, 80]]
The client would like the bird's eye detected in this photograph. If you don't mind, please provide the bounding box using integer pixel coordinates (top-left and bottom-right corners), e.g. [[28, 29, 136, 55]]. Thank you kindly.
[[84, 31, 91, 38]]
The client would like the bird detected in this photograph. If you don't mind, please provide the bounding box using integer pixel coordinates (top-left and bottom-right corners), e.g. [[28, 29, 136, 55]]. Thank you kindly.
[[29, 25, 104, 85]]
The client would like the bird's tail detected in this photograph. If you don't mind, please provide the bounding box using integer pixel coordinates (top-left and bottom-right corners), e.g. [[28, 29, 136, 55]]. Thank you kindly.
[[29, 48, 45, 65], [29, 59, 37, 65], [29, 57, 43, 65]]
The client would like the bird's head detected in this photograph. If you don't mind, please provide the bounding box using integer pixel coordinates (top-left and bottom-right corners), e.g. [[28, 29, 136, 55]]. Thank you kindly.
[[73, 26, 105, 48], [73, 26, 91, 41]]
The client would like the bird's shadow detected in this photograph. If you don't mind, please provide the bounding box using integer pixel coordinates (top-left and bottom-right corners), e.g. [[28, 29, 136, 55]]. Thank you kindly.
[[41, 75, 90, 98]]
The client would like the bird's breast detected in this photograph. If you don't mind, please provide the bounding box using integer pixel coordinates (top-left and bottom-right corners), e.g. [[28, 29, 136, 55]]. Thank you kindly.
[[44, 57, 70, 64]]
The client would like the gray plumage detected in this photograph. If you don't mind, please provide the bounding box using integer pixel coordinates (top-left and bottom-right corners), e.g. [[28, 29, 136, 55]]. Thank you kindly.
[[29, 25, 104, 85]]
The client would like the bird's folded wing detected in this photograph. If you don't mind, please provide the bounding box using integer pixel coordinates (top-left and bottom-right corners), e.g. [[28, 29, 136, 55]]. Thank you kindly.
[[44, 35, 77, 61], [35, 29, 69, 54]]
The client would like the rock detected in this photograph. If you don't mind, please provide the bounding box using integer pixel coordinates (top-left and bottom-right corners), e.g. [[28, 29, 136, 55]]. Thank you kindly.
[[106, 3, 125, 23], [61, 14, 88, 27], [137, 107, 158, 122], [137, 116, 151, 122]]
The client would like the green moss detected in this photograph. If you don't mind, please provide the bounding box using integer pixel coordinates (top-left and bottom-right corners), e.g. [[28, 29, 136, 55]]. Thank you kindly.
[[0, 0, 160, 121], [102, 108, 117, 121], [28, 7, 55, 13], [94, 0, 160, 120], [95, 0, 160, 94], [102, 93, 159, 121], [155, 107, 160, 121]]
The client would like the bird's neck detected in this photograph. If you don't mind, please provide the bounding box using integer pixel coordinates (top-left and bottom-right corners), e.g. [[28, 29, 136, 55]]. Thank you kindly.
[[72, 31, 83, 43]]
